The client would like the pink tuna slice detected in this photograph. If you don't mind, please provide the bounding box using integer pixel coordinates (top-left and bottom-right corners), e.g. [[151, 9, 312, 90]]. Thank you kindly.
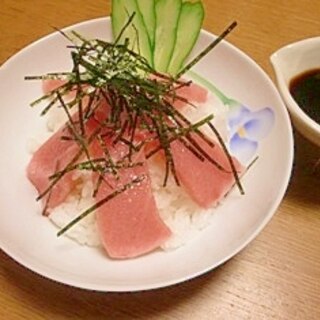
[[27, 126, 80, 209], [42, 79, 88, 101], [91, 140, 171, 259], [172, 80, 208, 109], [136, 80, 208, 148], [27, 95, 110, 210], [149, 75, 207, 110], [27, 79, 77, 210], [170, 134, 244, 208], [42, 79, 67, 94]]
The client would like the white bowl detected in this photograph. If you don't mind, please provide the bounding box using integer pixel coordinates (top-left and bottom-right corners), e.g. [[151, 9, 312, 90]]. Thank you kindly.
[[270, 37, 320, 146], [0, 18, 293, 292]]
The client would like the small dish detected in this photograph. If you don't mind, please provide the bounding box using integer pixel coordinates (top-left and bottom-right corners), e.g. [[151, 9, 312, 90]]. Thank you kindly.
[[270, 37, 320, 146]]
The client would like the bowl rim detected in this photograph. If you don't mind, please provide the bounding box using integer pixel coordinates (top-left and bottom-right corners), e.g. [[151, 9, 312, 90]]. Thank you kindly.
[[270, 38, 320, 145]]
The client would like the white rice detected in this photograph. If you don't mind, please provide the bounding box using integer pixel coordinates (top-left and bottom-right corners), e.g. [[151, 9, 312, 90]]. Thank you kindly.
[[30, 91, 229, 250]]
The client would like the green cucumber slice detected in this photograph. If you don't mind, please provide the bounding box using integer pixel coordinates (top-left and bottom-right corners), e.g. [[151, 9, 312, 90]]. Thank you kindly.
[[136, 0, 156, 50], [111, 0, 153, 66], [167, 1, 204, 75], [153, 0, 182, 73]]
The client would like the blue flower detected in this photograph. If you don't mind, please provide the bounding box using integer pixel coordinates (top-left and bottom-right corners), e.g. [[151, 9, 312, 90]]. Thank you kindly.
[[227, 102, 275, 164], [184, 71, 275, 164]]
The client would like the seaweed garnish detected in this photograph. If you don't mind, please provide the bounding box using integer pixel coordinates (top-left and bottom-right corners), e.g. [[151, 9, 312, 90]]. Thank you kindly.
[[26, 17, 242, 236]]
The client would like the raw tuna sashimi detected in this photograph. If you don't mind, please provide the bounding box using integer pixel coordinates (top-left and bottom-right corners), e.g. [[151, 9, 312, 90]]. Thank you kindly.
[[170, 133, 244, 208], [91, 140, 171, 259], [27, 96, 109, 210], [27, 125, 80, 210], [42, 79, 89, 102], [42, 79, 67, 95], [172, 80, 208, 109]]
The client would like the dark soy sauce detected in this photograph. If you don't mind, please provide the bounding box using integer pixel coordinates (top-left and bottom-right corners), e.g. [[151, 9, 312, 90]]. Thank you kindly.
[[289, 68, 320, 124]]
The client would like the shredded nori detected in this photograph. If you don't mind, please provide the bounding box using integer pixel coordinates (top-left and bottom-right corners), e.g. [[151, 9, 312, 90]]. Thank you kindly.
[[26, 17, 242, 236]]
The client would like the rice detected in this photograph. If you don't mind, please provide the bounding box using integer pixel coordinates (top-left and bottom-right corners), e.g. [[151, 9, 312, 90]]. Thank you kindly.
[[149, 158, 215, 250], [48, 172, 101, 247], [48, 157, 215, 250], [31, 90, 229, 250]]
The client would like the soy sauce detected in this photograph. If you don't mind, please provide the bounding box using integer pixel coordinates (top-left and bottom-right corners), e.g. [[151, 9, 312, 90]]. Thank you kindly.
[[289, 68, 320, 124]]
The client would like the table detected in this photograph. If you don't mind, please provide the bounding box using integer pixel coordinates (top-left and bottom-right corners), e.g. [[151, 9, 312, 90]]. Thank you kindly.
[[0, 1, 319, 319]]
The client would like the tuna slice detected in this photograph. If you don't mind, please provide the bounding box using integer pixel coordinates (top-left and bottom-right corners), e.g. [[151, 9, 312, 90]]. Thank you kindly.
[[42, 79, 67, 94], [91, 140, 171, 259], [170, 134, 244, 208], [27, 125, 79, 209], [172, 80, 208, 109], [42, 79, 80, 100], [27, 95, 109, 210]]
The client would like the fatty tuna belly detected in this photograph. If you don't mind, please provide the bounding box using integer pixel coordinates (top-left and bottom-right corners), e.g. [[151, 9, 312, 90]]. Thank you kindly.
[[171, 134, 244, 208], [92, 143, 171, 259], [27, 126, 79, 210]]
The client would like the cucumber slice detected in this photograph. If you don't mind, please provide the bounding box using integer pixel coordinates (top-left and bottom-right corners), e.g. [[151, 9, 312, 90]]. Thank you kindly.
[[153, 0, 182, 73], [136, 0, 156, 50], [111, 0, 153, 66], [167, 1, 204, 75]]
